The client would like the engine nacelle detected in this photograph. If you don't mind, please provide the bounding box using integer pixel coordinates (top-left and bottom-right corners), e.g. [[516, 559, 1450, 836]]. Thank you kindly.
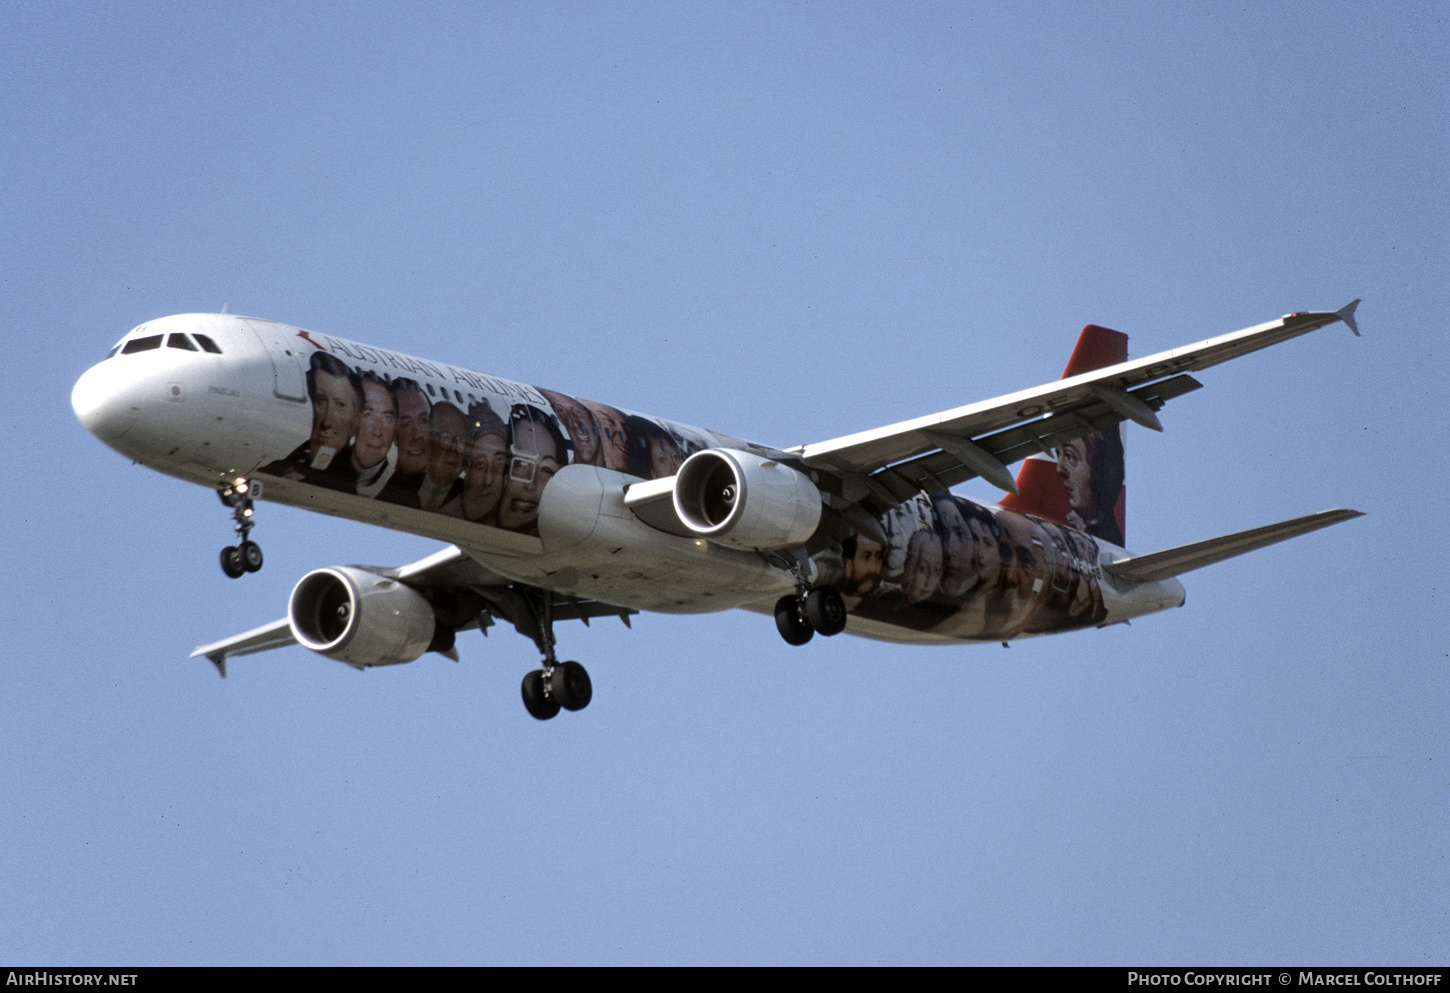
[[289, 566, 440, 668], [672, 448, 822, 551]]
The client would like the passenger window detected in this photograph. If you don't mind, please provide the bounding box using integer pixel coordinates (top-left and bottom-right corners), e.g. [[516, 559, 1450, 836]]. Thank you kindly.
[[121, 335, 163, 354], [194, 334, 223, 354], [167, 333, 198, 351], [426, 383, 436, 397]]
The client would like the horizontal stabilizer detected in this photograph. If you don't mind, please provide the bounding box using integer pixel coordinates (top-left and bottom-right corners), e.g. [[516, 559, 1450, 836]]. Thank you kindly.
[[1103, 509, 1363, 584]]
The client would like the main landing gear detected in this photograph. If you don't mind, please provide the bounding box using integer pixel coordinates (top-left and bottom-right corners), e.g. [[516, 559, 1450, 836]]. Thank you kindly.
[[521, 661, 592, 721], [774, 585, 847, 646], [217, 479, 264, 579], [512, 587, 592, 721]]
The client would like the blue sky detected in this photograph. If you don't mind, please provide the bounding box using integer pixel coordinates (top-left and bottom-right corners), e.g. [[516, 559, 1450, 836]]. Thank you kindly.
[[4, 1, 1445, 965]]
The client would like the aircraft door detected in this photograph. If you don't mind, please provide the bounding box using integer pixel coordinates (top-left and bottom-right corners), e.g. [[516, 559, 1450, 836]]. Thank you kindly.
[[243, 319, 309, 402]]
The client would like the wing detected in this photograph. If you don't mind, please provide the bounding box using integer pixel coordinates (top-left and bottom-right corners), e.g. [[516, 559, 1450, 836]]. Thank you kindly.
[[190, 544, 636, 676], [790, 301, 1360, 509]]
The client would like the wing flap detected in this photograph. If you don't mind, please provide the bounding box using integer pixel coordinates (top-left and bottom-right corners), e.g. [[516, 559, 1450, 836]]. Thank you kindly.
[[847, 374, 1201, 508], [1102, 509, 1364, 584]]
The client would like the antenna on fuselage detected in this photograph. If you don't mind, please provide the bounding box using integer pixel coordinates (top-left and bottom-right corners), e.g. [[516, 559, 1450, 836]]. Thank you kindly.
[[220, 303, 230, 314]]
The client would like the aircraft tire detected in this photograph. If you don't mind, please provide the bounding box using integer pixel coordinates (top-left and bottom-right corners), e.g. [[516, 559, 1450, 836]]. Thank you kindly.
[[774, 595, 814, 646], [550, 661, 592, 711], [805, 587, 847, 636], [220, 545, 246, 579], [240, 541, 264, 573], [521, 670, 561, 721]]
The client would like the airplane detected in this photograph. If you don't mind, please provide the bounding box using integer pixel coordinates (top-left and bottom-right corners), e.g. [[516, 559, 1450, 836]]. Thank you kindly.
[[71, 300, 1364, 720]]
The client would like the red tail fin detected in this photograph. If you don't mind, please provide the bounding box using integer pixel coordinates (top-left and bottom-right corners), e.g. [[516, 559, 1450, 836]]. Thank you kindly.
[[999, 324, 1128, 546]]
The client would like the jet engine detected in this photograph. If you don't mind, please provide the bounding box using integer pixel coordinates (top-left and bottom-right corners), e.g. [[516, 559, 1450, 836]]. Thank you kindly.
[[288, 566, 448, 668], [672, 448, 822, 551]]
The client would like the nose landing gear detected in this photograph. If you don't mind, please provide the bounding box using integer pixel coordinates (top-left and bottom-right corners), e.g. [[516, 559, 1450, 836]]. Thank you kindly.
[[217, 479, 264, 579]]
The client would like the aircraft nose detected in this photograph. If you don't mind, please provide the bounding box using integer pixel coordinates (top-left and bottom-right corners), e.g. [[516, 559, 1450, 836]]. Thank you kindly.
[[72, 360, 140, 442]]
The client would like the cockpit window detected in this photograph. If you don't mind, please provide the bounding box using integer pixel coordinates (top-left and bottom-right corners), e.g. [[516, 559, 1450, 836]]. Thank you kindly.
[[121, 335, 163, 354], [194, 334, 223, 354], [167, 333, 198, 351]]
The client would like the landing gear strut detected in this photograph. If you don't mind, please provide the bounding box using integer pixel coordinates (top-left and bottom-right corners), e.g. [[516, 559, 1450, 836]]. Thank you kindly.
[[774, 585, 847, 645], [217, 479, 263, 579], [514, 587, 592, 721]]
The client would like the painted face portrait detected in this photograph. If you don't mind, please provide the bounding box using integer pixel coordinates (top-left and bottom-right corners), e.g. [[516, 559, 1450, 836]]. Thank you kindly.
[[842, 534, 884, 598], [1062, 529, 1105, 622], [462, 430, 507, 522], [426, 402, 467, 489], [353, 377, 397, 471], [1056, 438, 1093, 520], [541, 389, 601, 467], [1055, 430, 1125, 545], [649, 434, 684, 479], [393, 387, 432, 477], [498, 418, 561, 532], [584, 400, 631, 473], [932, 494, 978, 598], [1063, 527, 1099, 569], [309, 370, 361, 463], [902, 529, 944, 605], [968, 515, 1002, 585], [997, 512, 1045, 589]]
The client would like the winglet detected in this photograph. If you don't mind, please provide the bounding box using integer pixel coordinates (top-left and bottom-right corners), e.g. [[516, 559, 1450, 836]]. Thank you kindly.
[[190, 646, 227, 678], [1336, 298, 1361, 337]]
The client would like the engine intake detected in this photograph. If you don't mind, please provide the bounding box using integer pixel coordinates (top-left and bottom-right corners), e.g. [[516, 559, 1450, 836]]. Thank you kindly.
[[289, 566, 443, 667], [673, 448, 822, 550]]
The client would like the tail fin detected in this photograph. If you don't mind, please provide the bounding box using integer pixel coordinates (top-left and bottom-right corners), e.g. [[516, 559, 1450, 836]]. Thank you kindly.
[[999, 324, 1129, 545]]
